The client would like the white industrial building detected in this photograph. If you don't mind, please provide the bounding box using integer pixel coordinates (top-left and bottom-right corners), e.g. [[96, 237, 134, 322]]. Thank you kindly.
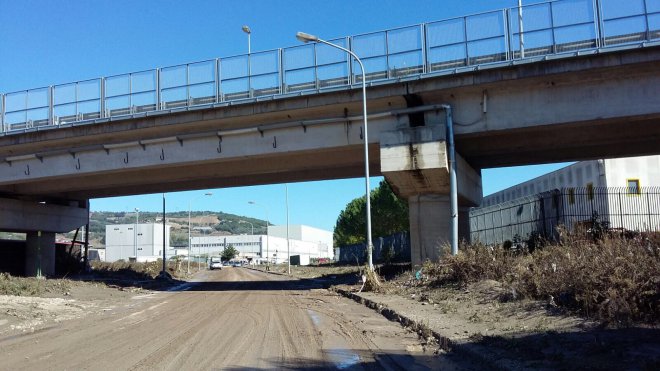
[[472, 155, 660, 242], [105, 223, 172, 262], [191, 224, 333, 264], [482, 155, 660, 207]]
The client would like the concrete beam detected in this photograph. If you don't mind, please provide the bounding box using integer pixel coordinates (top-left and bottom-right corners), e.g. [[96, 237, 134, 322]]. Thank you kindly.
[[0, 198, 88, 233], [380, 125, 482, 205]]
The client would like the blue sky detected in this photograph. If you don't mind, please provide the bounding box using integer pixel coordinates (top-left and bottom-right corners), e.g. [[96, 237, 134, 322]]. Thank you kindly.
[[0, 0, 574, 230]]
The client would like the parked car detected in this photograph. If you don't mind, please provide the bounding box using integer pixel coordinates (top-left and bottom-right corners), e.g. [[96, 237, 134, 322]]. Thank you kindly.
[[209, 257, 222, 270]]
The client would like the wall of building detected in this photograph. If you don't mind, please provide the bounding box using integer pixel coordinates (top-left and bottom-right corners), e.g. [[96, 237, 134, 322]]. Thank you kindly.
[[482, 160, 608, 206], [268, 225, 333, 259], [191, 232, 331, 263], [604, 155, 660, 189], [105, 223, 171, 262]]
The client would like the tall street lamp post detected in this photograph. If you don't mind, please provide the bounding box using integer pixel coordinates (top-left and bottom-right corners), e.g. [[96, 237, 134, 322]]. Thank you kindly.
[[188, 192, 213, 274], [239, 220, 254, 235], [296, 31, 374, 271], [285, 184, 290, 275], [248, 201, 269, 268], [242, 25, 251, 54]]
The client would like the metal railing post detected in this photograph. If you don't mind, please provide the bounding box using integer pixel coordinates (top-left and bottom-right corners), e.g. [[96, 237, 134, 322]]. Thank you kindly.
[[278, 49, 284, 94], [518, 0, 525, 58], [48, 86, 54, 126], [643, 0, 651, 41], [504, 8, 512, 60], [100, 77, 105, 119], [313, 44, 319, 90], [1, 94, 4, 133], [155, 69, 161, 110], [463, 16, 469, 65], [347, 36, 354, 85], [594, 0, 604, 47], [215, 59, 221, 103], [421, 23, 428, 74], [247, 53, 252, 98]]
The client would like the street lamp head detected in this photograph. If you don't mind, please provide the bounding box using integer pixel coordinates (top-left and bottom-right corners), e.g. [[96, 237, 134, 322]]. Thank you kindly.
[[134, 208, 139, 212], [242, 25, 251, 34], [204, 192, 213, 196], [296, 31, 318, 43]]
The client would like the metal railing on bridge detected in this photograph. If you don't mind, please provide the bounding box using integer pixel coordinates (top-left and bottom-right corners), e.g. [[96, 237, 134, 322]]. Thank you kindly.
[[2, 0, 659, 134]]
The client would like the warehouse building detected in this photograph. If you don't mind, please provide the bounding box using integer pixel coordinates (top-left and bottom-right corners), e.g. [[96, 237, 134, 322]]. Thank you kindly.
[[105, 223, 171, 262], [191, 224, 333, 264], [471, 155, 660, 245]]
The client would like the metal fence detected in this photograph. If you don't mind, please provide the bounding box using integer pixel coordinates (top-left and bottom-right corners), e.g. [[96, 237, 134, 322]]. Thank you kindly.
[[470, 186, 660, 245], [2, 0, 660, 134], [337, 232, 410, 264]]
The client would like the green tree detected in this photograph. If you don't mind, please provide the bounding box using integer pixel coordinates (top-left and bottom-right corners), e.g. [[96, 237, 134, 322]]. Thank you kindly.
[[221, 244, 239, 261], [333, 180, 408, 246]]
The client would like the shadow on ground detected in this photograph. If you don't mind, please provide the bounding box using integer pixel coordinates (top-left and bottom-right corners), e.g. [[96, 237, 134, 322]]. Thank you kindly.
[[221, 350, 453, 370], [461, 326, 660, 370]]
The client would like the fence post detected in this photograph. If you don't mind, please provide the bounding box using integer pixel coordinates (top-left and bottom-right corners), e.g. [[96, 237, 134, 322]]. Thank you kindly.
[[540, 193, 547, 239], [618, 190, 624, 229], [646, 191, 653, 232]]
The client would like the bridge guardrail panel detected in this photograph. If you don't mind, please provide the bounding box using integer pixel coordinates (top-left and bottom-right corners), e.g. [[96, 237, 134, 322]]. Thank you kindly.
[[351, 31, 388, 82], [283, 43, 316, 93], [249, 50, 280, 97], [465, 10, 508, 65], [426, 17, 468, 71], [219, 55, 249, 101]]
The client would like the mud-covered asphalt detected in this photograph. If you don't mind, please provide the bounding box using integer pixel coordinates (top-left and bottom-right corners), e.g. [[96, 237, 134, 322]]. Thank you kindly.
[[0, 267, 458, 370]]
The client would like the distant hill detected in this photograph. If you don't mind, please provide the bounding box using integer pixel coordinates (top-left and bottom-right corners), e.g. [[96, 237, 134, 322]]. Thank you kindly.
[[66, 211, 268, 248]]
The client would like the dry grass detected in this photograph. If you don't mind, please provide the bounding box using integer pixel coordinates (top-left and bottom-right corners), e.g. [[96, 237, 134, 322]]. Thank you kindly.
[[425, 233, 660, 324], [0, 273, 72, 296], [90, 259, 188, 280]]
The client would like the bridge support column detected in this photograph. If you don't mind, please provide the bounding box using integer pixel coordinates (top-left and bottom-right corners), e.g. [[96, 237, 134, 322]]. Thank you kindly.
[[25, 232, 56, 277], [0, 197, 88, 276], [381, 124, 482, 268]]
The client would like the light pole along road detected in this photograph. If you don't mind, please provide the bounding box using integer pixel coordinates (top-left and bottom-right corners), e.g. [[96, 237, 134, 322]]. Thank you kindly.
[[248, 201, 270, 268], [296, 31, 374, 271], [188, 192, 213, 274]]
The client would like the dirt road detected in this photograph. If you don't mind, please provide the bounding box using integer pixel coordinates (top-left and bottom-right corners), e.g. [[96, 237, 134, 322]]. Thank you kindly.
[[0, 268, 455, 370]]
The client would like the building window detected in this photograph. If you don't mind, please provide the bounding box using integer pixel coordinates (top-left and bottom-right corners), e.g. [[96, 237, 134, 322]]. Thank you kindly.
[[627, 179, 641, 195], [586, 183, 594, 200], [568, 188, 575, 204]]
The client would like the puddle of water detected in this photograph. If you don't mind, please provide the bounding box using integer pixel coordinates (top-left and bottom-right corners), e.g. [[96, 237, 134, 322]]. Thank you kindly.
[[326, 349, 361, 369], [307, 309, 322, 326]]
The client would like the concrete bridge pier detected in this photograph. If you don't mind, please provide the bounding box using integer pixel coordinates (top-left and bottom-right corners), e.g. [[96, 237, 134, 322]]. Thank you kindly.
[[0, 198, 89, 276], [25, 232, 56, 277], [380, 123, 482, 268]]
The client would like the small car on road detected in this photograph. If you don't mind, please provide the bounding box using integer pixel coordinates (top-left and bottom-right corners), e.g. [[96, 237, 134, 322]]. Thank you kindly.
[[209, 257, 222, 270]]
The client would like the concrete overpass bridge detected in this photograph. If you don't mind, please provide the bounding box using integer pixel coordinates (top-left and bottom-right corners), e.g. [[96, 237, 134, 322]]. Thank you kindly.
[[2, 0, 660, 274]]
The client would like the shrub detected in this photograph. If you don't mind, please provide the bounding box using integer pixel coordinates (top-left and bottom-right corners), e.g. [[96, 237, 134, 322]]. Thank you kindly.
[[426, 233, 660, 324]]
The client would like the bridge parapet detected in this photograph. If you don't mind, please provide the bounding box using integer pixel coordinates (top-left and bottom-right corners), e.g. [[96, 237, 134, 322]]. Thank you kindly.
[[2, 0, 659, 135]]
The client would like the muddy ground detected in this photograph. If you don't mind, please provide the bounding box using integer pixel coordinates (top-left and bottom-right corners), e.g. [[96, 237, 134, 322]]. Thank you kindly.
[[2, 264, 659, 369], [0, 268, 465, 370]]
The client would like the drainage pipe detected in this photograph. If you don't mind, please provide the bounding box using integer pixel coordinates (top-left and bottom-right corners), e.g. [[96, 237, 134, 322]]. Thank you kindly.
[[439, 104, 458, 255]]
